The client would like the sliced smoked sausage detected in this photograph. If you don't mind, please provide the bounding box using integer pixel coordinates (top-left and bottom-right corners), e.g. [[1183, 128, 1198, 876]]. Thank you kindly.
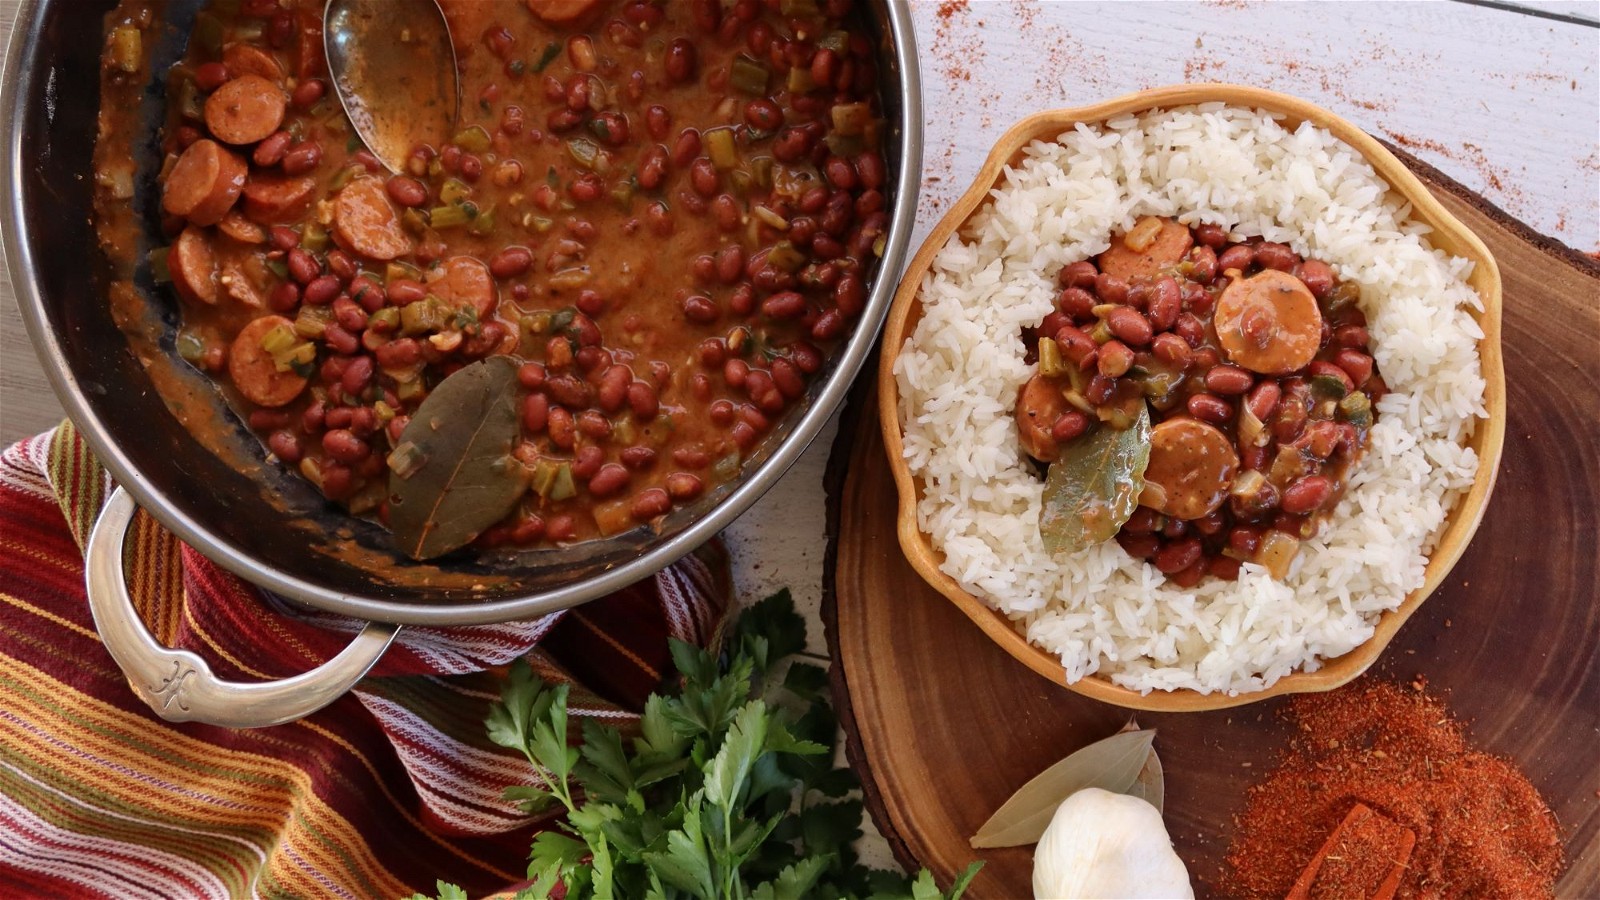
[[228, 315, 310, 408], [1097, 216, 1194, 281], [204, 74, 288, 145], [526, 0, 603, 25], [1014, 373, 1070, 463], [333, 176, 414, 261], [222, 43, 284, 83], [162, 139, 247, 226], [1215, 269, 1324, 375], [168, 226, 219, 305], [241, 173, 317, 223], [1142, 417, 1240, 520], [424, 256, 497, 318]]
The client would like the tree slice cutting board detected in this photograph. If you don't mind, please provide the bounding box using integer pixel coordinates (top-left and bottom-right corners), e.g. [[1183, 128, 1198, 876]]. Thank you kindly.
[[822, 148, 1600, 898]]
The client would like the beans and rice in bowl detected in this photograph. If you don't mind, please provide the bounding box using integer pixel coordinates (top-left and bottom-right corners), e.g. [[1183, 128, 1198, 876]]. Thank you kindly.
[[890, 100, 1493, 697]]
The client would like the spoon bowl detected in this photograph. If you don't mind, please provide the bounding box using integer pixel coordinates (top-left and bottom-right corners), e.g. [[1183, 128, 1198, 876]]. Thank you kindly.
[[323, 0, 459, 173]]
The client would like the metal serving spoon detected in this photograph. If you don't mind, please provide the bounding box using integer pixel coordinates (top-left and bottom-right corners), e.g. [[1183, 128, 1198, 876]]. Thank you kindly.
[[323, 0, 460, 173]]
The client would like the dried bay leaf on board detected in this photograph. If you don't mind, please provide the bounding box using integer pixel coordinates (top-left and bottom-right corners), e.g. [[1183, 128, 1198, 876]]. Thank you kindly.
[[1120, 718, 1165, 814], [387, 356, 527, 559], [1040, 405, 1151, 554], [970, 728, 1159, 849]]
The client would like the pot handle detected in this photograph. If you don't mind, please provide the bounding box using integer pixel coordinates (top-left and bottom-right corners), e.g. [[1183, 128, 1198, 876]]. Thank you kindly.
[[85, 487, 400, 728]]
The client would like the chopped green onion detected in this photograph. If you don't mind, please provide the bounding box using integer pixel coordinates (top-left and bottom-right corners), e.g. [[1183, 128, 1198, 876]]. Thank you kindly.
[[533, 41, 561, 72]]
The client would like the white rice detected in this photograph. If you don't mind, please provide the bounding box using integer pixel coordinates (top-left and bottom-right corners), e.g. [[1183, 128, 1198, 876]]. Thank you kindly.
[[894, 105, 1486, 695]]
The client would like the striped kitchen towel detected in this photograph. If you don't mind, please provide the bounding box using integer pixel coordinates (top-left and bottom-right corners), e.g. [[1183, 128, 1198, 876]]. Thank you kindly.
[[0, 422, 729, 898]]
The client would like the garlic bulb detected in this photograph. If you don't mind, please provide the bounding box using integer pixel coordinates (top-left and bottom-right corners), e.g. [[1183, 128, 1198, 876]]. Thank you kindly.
[[1032, 788, 1193, 900]]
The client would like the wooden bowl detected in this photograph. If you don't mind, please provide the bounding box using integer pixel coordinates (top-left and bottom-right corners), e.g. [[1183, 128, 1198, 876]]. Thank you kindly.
[[876, 84, 1506, 712]]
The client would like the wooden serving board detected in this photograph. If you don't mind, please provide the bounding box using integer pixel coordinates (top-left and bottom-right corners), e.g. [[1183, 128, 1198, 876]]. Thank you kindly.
[[822, 148, 1600, 898]]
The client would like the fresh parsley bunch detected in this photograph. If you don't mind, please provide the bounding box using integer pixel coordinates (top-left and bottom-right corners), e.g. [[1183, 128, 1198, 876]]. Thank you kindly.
[[415, 590, 979, 900]]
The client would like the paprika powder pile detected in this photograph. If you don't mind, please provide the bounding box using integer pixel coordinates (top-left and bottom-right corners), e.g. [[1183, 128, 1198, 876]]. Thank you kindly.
[[1220, 678, 1564, 898]]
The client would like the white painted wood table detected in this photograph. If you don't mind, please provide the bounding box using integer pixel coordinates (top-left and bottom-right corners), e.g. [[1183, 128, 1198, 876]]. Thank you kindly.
[[1, 0, 1596, 875]]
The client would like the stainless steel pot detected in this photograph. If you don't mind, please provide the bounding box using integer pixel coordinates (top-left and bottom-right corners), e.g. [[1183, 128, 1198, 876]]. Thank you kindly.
[[2, 0, 923, 726]]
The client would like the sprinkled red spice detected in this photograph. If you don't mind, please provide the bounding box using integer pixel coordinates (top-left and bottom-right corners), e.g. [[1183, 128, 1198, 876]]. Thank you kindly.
[[1221, 678, 1564, 899]]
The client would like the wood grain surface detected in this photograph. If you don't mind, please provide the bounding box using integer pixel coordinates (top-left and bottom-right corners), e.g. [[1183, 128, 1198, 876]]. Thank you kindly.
[[823, 153, 1600, 897]]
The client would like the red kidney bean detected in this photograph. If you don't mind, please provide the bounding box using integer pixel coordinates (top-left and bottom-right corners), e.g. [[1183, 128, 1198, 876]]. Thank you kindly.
[[810, 308, 845, 340], [577, 409, 612, 440], [287, 248, 319, 285], [712, 193, 740, 231], [1187, 393, 1233, 423], [1147, 277, 1181, 330], [627, 381, 659, 420], [1053, 324, 1099, 370], [1098, 340, 1134, 378], [521, 392, 549, 433], [664, 472, 703, 500], [1255, 242, 1299, 272], [762, 291, 807, 319], [620, 446, 657, 470], [1162, 517, 1189, 539], [563, 446, 600, 481], [723, 359, 750, 391], [664, 38, 697, 83], [1217, 244, 1254, 273], [252, 131, 291, 167], [325, 250, 356, 282], [1057, 261, 1098, 290], [290, 79, 325, 109], [744, 98, 783, 131], [588, 463, 629, 498], [769, 358, 804, 400], [833, 273, 866, 317], [1296, 259, 1335, 298], [489, 246, 533, 279], [547, 406, 576, 449], [248, 409, 291, 431], [1057, 287, 1096, 319], [281, 141, 322, 175], [681, 294, 719, 323], [1188, 245, 1218, 284], [823, 155, 858, 191], [349, 276, 385, 311], [1117, 532, 1162, 559], [1228, 526, 1263, 557], [729, 420, 758, 449], [267, 282, 300, 313], [1105, 307, 1153, 346], [1308, 360, 1356, 392], [1194, 511, 1226, 536], [1281, 475, 1334, 515], [1333, 324, 1370, 349], [1094, 273, 1129, 304], [594, 365, 629, 413], [1333, 349, 1373, 387], [546, 374, 594, 409], [266, 429, 302, 463], [323, 403, 354, 429], [324, 323, 359, 355], [269, 225, 299, 250], [1151, 332, 1191, 367], [322, 429, 369, 464], [1246, 381, 1282, 421], [1273, 398, 1309, 443], [1154, 537, 1203, 574], [339, 357, 373, 400], [1124, 507, 1164, 534], [630, 488, 672, 522], [1204, 365, 1254, 395], [1082, 374, 1114, 405], [671, 129, 702, 169], [1046, 411, 1088, 443], [385, 279, 425, 306], [303, 275, 340, 306], [518, 362, 547, 390], [1172, 312, 1204, 349], [194, 61, 231, 92], [375, 338, 421, 369], [1194, 223, 1227, 249]]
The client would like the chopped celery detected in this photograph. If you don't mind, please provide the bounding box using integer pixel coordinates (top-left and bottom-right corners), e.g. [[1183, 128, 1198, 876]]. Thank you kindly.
[[260, 324, 298, 355], [1037, 338, 1066, 377], [549, 463, 576, 501], [428, 204, 475, 229], [452, 125, 492, 154], [730, 55, 769, 95], [387, 442, 428, 479], [439, 178, 472, 205], [109, 26, 142, 74], [831, 102, 873, 137], [786, 66, 815, 95], [148, 247, 172, 284], [294, 305, 334, 338], [369, 307, 401, 332], [704, 127, 739, 170]]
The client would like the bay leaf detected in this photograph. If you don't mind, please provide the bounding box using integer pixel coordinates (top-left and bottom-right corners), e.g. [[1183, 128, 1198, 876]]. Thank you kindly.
[[1118, 718, 1166, 814], [1039, 405, 1151, 554], [969, 728, 1157, 849], [387, 356, 527, 560]]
